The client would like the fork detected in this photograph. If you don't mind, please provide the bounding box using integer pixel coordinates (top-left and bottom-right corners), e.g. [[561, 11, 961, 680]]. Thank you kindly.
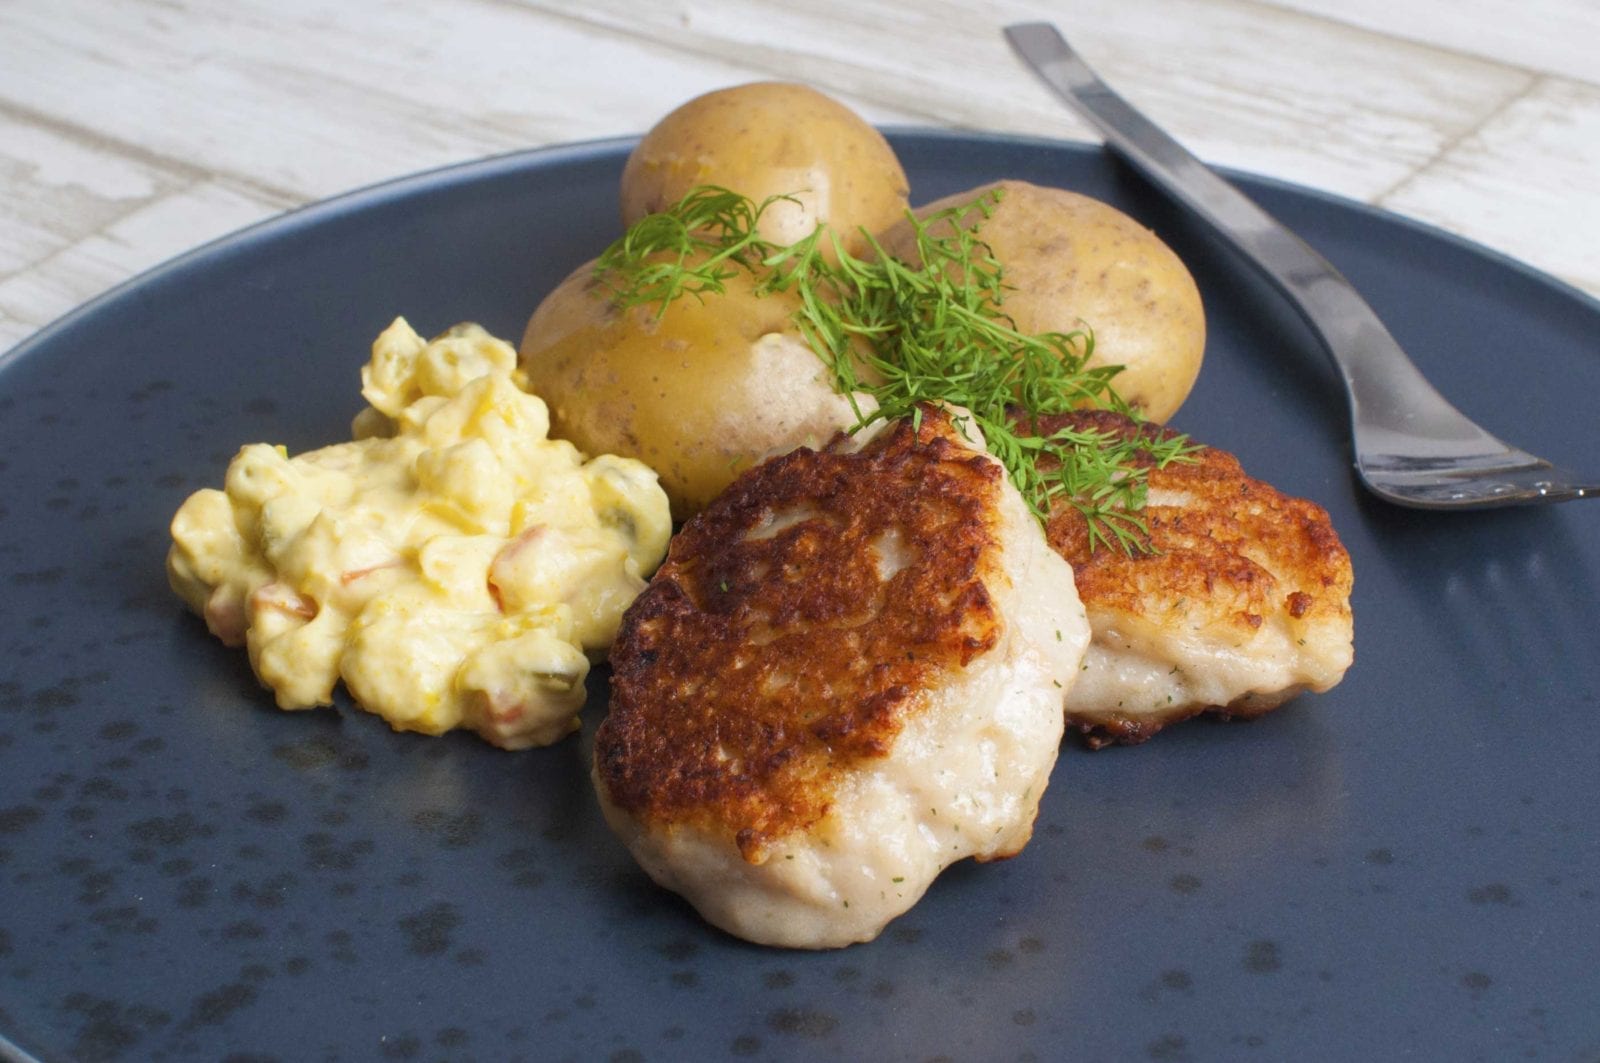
[[1005, 22, 1599, 509]]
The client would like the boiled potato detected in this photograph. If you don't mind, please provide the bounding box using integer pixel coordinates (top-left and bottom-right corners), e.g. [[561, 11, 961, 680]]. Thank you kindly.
[[877, 180, 1205, 423], [620, 82, 910, 254], [520, 259, 872, 518]]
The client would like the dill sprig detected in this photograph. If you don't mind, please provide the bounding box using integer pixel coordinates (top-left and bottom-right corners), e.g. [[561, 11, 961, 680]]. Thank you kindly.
[[593, 186, 785, 312], [591, 187, 1197, 553]]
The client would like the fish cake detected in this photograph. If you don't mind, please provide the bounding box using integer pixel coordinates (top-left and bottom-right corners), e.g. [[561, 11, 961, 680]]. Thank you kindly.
[[594, 406, 1089, 948], [1036, 410, 1353, 747]]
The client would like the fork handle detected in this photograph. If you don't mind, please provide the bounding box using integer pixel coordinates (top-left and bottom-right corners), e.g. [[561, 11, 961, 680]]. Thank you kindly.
[[1004, 22, 1508, 460]]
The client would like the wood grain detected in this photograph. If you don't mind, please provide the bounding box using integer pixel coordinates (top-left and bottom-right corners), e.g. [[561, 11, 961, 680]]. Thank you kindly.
[[538, 0, 1531, 198], [1262, 0, 1600, 84], [0, 0, 1595, 351], [1382, 76, 1600, 297], [0, 178, 292, 348]]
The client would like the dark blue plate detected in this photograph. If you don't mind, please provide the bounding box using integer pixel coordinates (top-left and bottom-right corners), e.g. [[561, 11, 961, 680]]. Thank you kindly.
[[1, 131, 1597, 1062]]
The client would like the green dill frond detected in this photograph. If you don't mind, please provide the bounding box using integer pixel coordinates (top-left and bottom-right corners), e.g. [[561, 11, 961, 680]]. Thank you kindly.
[[593, 186, 788, 314], [591, 184, 1198, 553]]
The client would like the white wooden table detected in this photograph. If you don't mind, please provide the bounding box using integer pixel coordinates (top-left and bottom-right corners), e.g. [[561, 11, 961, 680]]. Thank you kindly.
[[2, 0, 1597, 353]]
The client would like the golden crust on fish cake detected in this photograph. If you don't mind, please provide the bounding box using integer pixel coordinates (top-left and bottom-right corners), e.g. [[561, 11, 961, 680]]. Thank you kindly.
[[596, 406, 1005, 861], [1035, 409, 1354, 747]]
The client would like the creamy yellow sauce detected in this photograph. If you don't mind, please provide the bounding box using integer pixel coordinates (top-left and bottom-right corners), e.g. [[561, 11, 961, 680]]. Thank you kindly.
[[167, 318, 671, 749]]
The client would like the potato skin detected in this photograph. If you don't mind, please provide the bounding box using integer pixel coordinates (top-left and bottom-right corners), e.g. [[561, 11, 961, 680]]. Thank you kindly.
[[520, 261, 868, 518], [878, 180, 1205, 423], [620, 82, 910, 254]]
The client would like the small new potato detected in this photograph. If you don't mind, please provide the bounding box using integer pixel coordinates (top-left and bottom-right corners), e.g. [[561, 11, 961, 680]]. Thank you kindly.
[[878, 180, 1206, 423], [520, 261, 871, 518], [620, 82, 910, 254]]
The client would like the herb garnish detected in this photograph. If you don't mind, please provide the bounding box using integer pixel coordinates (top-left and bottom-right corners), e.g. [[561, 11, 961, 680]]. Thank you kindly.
[[594, 187, 776, 312], [593, 186, 1196, 554]]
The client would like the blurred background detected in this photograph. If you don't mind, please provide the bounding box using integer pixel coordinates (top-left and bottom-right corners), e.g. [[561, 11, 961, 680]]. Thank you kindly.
[[2, 0, 1596, 350]]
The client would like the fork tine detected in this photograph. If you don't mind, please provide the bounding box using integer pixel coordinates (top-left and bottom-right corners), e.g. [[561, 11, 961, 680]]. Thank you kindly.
[[1359, 464, 1599, 509]]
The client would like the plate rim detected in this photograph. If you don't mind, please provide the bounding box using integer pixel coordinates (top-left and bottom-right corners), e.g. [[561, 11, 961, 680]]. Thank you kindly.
[[5, 126, 1597, 381]]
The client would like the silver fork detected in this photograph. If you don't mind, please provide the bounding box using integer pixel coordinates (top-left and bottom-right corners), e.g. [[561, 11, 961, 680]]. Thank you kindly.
[[1005, 21, 1599, 509]]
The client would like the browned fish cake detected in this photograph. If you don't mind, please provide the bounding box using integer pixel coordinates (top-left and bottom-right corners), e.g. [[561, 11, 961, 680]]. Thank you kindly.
[[1035, 409, 1353, 747], [600, 407, 1004, 857], [594, 405, 1088, 947]]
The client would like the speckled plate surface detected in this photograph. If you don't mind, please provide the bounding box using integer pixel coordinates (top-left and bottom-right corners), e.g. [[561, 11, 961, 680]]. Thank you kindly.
[[1, 131, 1598, 1063]]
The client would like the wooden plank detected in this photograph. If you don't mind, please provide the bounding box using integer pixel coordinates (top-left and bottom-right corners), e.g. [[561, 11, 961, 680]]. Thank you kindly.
[[0, 0, 921, 351], [1259, 0, 1600, 85], [0, 178, 292, 348], [0, 107, 193, 277], [1381, 76, 1600, 298], [0, 0, 924, 205], [0, 0, 1593, 357], [0, 2, 484, 201], [535, 0, 1532, 201]]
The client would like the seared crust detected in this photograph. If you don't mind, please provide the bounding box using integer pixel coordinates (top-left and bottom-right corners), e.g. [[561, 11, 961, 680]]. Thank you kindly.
[[596, 407, 1004, 861], [1035, 409, 1353, 746]]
